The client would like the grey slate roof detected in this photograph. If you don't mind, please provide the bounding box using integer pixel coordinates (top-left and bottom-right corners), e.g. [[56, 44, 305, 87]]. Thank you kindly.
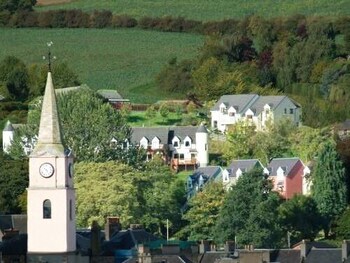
[[97, 89, 129, 102], [270, 249, 300, 263], [211, 94, 300, 116], [131, 126, 199, 145], [211, 94, 259, 113], [305, 248, 342, 263], [226, 159, 262, 177], [102, 229, 159, 255], [192, 166, 222, 181], [197, 123, 208, 133], [339, 119, 350, 130], [267, 158, 301, 177], [249, 96, 287, 115], [0, 215, 27, 234]]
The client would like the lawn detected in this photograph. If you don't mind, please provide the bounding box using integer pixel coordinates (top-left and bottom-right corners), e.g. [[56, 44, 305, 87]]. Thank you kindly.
[[127, 111, 183, 127], [0, 28, 203, 103], [36, 0, 350, 21]]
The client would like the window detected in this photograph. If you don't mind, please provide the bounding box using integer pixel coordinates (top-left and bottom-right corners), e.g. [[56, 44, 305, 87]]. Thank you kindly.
[[290, 108, 294, 114], [173, 141, 179, 147], [228, 112, 235, 117], [174, 153, 179, 159], [185, 140, 191, 147], [213, 121, 218, 128], [284, 108, 287, 114], [246, 115, 253, 119], [220, 107, 227, 114], [43, 199, 51, 219], [180, 154, 184, 160]]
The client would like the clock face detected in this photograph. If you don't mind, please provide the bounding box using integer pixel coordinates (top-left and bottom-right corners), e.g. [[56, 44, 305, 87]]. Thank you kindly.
[[39, 163, 54, 178], [68, 163, 73, 178]]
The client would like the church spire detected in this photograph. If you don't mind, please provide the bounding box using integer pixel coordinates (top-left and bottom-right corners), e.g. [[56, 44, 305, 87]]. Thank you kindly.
[[31, 72, 65, 157]]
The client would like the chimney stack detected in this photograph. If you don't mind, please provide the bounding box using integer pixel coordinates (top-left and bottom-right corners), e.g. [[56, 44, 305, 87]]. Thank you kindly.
[[300, 239, 311, 259], [105, 216, 121, 241], [91, 221, 101, 256], [199, 240, 210, 253], [342, 240, 350, 261]]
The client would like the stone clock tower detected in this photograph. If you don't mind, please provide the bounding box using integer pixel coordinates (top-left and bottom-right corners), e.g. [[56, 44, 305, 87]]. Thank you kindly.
[[27, 71, 76, 259]]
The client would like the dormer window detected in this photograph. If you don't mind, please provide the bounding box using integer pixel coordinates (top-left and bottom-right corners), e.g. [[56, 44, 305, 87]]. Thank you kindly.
[[220, 103, 227, 114], [172, 136, 180, 148], [184, 136, 192, 148], [140, 137, 148, 149], [151, 137, 160, 149], [228, 106, 237, 117]]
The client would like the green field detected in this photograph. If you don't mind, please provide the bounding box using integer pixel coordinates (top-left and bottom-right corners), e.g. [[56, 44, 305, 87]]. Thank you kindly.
[[0, 28, 203, 103], [36, 0, 350, 21]]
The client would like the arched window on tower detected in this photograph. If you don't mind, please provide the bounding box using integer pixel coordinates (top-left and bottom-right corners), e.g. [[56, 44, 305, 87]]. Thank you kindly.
[[43, 199, 51, 219]]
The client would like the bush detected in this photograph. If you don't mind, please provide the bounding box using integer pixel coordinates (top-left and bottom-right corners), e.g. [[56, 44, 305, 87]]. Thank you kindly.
[[65, 9, 90, 28], [0, 10, 11, 26], [8, 11, 38, 27], [90, 10, 112, 28], [112, 14, 137, 28], [37, 10, 54, 27]]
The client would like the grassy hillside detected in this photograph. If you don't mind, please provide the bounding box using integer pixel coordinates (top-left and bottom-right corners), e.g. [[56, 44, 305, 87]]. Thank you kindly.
[[36, 0, 350, 21], [0, 28, 203, 103]]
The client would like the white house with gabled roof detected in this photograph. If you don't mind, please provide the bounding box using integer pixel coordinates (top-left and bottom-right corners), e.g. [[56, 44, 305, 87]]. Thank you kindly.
[[211, 94, 302, 132], [131, 124, 209, 171]]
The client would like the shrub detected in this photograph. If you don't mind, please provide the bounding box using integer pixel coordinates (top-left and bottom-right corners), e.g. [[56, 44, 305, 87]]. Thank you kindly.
[[8, 11, 38, 27], [90, 10, 112, 28], [0, 10, 11, 26], [37, 10, 54, 27], [65, 9, 90, 28], [112, 14, 137, 28]]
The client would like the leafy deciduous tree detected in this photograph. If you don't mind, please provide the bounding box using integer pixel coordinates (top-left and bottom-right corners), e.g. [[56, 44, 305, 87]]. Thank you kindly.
[[215, 168, 283, 248], [182, 182, 226, 241]]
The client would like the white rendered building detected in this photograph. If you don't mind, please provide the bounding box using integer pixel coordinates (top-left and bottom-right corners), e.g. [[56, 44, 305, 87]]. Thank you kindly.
[[210, 94, 302, 133]]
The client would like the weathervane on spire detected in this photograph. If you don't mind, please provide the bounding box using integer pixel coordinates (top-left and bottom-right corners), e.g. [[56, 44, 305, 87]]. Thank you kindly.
[[42, 41, 56, 72]]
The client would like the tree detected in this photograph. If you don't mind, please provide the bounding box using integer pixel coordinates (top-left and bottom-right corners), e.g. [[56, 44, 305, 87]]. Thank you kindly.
[[0, 151, 28, 213], [75, 161, 140, 228], [136, 157, 186, 237], [215, 168, 283, 248], [223, 121, 256, 162], [278, 195, 322, 244], [159, 103, 170, 121], [182, 182, 226, 241], [311, 141, 347, 237], [145, 105, 157, 119], [0, 56, 30, 101], [9, 88, 139, 164], [289, 126, 331, 162], [335, 208, 350, 239], [0, 0, 36, 13], [156, 58, 194, 94]]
